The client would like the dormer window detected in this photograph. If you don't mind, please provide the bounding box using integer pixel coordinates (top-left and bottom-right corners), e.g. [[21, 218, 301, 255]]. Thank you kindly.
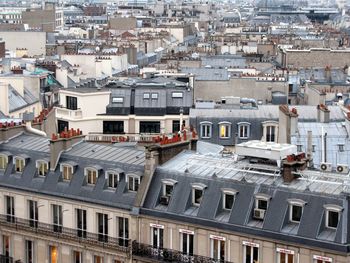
[[36, 160, 49, 177], [254, 194, 270, 220], [14, 156, 26, 173], [324, 204, 342, 229], [127, 174, 141, 192], [105, 170, 120, 188], [0, 153, 9, 170], [238, 122, 250, 139], [222, 189, 238, 210], [160, 179, 177, 206], [200, 121, 212, 139], [219, 122, 231, 139], [60, 162, 77, 181], [288, 199, 306, 223], [85, 168, 98, 185], [191, 183, 206, 206]]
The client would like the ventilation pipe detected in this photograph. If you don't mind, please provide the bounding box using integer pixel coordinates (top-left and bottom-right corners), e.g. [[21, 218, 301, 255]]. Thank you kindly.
[[240, 98, 258, 108], [25, 122, 47, 137]]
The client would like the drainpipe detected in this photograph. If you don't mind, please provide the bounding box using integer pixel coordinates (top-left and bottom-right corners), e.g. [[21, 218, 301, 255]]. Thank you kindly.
[[25, 122, 47, 137], [321, 126, 325, 163]]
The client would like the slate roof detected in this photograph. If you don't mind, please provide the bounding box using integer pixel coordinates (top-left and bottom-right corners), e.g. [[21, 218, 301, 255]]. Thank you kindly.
[[8, 85, 39, 113], [141, 150, 350, 252], [0, 133, 145, 210]]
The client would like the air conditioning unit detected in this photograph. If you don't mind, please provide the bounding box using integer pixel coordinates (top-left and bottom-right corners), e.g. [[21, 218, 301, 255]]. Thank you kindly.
[[253, 208, 265, 220], [336, 164, 349, 174], [320, 162, 332, 172], [159, 195, 170, 205]]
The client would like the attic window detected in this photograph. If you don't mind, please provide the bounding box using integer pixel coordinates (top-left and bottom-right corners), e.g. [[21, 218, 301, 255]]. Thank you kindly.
[[36, 160, 49, 177], [222, 189, 238, 210], [324, 204, 342, 229], [338, 144, 345, 152], [160, 179, 177, 206], [60, 163, 74, 181], [105, 170, 120, 188], [191, 183, 207, 206], [13, 156, 26, 173], [85, 168, 98, 185], [151, 93, 159, 99], [127, 174, 141, 192], [172, 92, 183, 98], [0, 154, 9, 170], [253, 193, 270, 220], [143, 93, 150, 99], [288, 199, 307, 223]]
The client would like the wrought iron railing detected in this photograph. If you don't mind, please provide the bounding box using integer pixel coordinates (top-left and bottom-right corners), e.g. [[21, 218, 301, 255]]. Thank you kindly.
[[0, 255, 13, 263], [0, 215, 130, 254], [132, 241, 234, 263]]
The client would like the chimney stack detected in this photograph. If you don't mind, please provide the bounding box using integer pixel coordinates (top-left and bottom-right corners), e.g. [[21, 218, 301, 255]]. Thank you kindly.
[[50, 128, 85, 171], [278, 105, 298, 144], [317, 104, 330, 123], [282, 153, 308, 184]]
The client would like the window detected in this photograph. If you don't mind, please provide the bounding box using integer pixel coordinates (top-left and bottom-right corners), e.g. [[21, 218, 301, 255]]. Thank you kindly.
[[140, 121, 160, 133], [297, 145, 302, 152], [97, 213, 108, 242], [338, 144, 345, 152], [172, 120, 180, 133], [52, 204, 62, 233], [94, 256, 104, 263], [180, 229, 194, 255], [243, 241, 259, 263], [36, 160, 49, 176], [49, 245, 58, 263], [0, 154, 8, 170], [324, 204, 342, 229], [163, 184, 174, 197], [66, 96, 77, 110], [172, 92, 183, 98], [151, 93, 158, 99], [76, 209, 87, 238], [312, 145, 316, 152], [200, 122, 212, 138], [28, 200, 38, 228], [128, 175, 140, 191], [103, 121, 124, 134], [106, 171, 119, 188], [117, 217, 129, 247], [222, 189, 237, 210], [219, 122, 231, 139], [14, 157, 25, 173], [266, 125, 276, 142], [256, 199, 268, 210], [288, 199, 306, 223], [313, 255, 332, 263], [238, 122, 250, 139], [25, 240, 34, 263], [2, 235, 10, 257], [61, 164, 73, 181], [277, 248, 294, 263], [210, 235, 225, 261], [193, 189, 203, 206], [143, 93, 150, 99], [73, 251, 82, 263], [150, 224, 164, 248], [112, 97, 124, 103], [86, 168, 98, 185], [5, 196, 15, 223], [254, 194, 270, 220]]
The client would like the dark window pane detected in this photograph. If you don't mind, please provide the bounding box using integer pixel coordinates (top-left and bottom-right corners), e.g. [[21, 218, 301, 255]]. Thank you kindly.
[[224, 194, 234, 210], [140, 121, 160, 133], [103, 121, 124, 134], [292, 205, 302, 222], [328, 211, 339, 228]]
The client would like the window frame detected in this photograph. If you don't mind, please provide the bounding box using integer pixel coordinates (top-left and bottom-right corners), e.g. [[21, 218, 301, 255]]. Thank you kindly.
[[13, 156, 25, 173], [218, 121, 231, 139], [127, 174, 141, 192], [179, 229, 194, 255], [254, 193, 271, 211], [276, 248, 295, 263], [172, 92, 183, 98], [161, 179, 177, 197], [242, 241, 259, 263], [85, 167, 98, 185], [210, 235, 226, 261], [0, 154, 9, 170], [237, 122, 250, 139], [151, 93, 159, 99], [200, 121, 212, 139], [143, 93, 150, 99], [150, 223, 164, 249], [105, 170, 120, 189], [324, 204, 342, 229], [60, 163, 74, 181], [288, 199, 306, 223], [222, 189, 238, 210], [36, 160, 49, 177], [112, 97, 124, 103], [191, 183, 206, 206]]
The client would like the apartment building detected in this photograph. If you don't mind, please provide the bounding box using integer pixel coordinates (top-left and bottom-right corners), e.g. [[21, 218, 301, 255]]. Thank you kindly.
[[54, 76, 193, 140]]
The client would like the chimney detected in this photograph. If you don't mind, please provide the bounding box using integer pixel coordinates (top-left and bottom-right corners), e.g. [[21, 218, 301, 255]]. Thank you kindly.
[[282, 153, 308, 184], [0, 121, 26, 143], [278, 105, 298, 144], [317, 104, 330, 123], [50, 128, 85, 171]]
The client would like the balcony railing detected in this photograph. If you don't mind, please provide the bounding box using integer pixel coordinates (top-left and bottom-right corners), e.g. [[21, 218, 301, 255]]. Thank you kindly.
[[132, 241, 234, 263], [0, 255, 13, 263], [55, 107, 83, 119], [0, 215, 130, 254]]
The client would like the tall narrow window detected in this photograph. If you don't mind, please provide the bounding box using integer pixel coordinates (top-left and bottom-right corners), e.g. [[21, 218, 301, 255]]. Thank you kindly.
[[86, 168, 98, 185], [94, 256, 104, 263], [106, 171, 119, 189], [37, 161, 49, 177], [28, 200, 38, 228], [52, 205, 62, 233], [150, 224, 164, 249], [76, 209, 87, 238], [25, 240, 34, 263], [73, 251, 82, 263], [2, 235, 10, 258], [200, 122, 212, 138], [0, 154, 8, 170], [238, 123, 250, 139], [66, 96, 77, 110], [210, 235, 225, 261], [97, 213, 108, 242], [61, 165, 73, 181], [49, 245, 58, 263], [5, 196, 15, 223], [288, 199, 306, 223], [128, 175, 140, 191], [277, 248, 294, 263], [14, 157, 25, 173], [117, 217, 129, 247], [180, 229, 194, 255], [219, 122, 231, 139], [243, 241, 259, 263], [191, 183, 207, 206], [266, 125, 276, 142], [324, 204, 342, 229]]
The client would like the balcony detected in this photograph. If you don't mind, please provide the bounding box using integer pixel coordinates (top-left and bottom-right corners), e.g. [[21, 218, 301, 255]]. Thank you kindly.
[[0, 215, 130, 254], [132, 241, 234, 263], [55, 107, 83, 119]]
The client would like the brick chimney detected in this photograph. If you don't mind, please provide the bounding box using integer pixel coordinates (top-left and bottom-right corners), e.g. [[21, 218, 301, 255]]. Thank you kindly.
[[317, 104, 330, 123], [0, 121, 26, 143], [282, 153, 308, 183], [50, 128, 85, 171], [278, 105, 298, 144], [11, 66, 23, 75]]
